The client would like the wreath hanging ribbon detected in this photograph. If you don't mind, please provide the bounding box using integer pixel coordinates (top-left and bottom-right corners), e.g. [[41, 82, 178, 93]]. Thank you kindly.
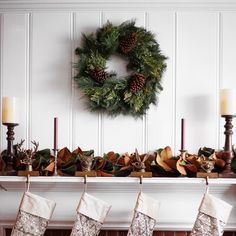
[[74, 21, 167, 117]]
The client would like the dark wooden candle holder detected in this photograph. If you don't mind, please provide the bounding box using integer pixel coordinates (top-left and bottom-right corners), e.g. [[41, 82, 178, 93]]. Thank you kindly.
[[220, 115, 236, 178], [3, 123, 18, 176]]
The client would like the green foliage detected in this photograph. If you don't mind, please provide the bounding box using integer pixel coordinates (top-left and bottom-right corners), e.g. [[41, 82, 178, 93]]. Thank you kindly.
[[61, 165, 77, 176], [74, 20, 167, 117], [198, 147, 215, 157]]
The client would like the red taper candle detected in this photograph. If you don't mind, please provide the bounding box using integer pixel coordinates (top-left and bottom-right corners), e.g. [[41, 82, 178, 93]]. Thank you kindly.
[[54, 117, 58, 150], [181, 118, 185, 150]]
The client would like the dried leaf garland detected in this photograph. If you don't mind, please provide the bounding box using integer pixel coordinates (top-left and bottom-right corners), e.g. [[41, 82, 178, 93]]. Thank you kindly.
[[0, 143, 232, 177]]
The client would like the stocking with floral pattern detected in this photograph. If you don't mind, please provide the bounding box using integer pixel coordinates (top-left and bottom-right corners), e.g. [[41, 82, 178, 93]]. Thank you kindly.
[[190, 192, 232, 236], [127, 192, 160, 236], [11, 191, 56, 236], [70, 192, 111, 236]]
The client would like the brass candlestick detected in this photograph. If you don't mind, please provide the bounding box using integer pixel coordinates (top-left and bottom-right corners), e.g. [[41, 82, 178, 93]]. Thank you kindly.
[[53, 149, 59, 176], [179, 149, 187, 158], [220, 115, 236, 177], [3, 123, 18, 175]]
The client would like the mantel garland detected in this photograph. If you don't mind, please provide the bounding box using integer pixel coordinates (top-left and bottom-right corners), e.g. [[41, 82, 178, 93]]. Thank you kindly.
[[74, 21, 167, 117], [1, 145, 236, 177]]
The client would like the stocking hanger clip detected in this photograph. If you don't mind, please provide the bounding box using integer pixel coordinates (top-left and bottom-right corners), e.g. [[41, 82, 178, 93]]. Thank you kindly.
[[205, 176, 209, 193], [26, 174, 30, 192], [139, 175, 143, 192], [0, 184, 7, 191], [84, 175, 87, 192]]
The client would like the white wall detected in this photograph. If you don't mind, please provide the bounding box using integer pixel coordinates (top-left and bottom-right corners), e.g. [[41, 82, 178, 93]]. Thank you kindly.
[[1, 0, 236, 155]]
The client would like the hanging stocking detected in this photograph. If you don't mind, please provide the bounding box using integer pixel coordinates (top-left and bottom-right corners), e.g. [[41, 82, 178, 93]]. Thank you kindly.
[[127, 192, 160, 236], [11, 191, 56, 236], [190, 192, 232, 236], [70, 192, 111, 236]]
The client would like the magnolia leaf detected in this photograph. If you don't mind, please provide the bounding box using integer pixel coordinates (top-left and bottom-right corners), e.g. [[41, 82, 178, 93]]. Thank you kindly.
[[198, 147, 215, 157], [102, 160, 113, 171], [185, 155, 201, 170], [214, 159, 225, 169], [209, 152, 217, 160], [164, 159, 177, 170], [185, 164, 198, 173], [96, 170, 113, 177], [116, 154, 130, 166], [120, 165, 132, 171], [107, 151, 118, 162], [35, 149, 51, 159], [44, 162, 55, 172], [61, 164, 77, 175], [150, 165, 179, 177], [73, 147, 83, 155], [33, 154, 51, 171], [114, 169, 131, 177], [113, 165, 121, 171], [58, 147, 72, 161], [155, 152, 173, 172], [96, 157, 106, 170], [0, 158, 3, 171], [231, 157, 236, 173], [176, 158, 187, 176], [160, 146, 173, 161], [180, 160, 187, 166]]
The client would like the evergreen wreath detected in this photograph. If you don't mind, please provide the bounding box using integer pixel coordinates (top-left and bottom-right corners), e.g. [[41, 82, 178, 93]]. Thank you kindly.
[[74, 21, 167, 117]]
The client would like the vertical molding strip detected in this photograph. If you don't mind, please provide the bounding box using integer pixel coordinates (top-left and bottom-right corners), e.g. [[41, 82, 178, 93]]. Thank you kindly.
[[25, 13, 30, 148], [0, 13, 4, 151], [70, 11, 75, 151], [143, 11, 149, 153], [98, 11, 104, 156], [173, 11, 177, 155], [216, 12, 222, 150], [0, 13, 3, 151], [27, 13, 33, 147]]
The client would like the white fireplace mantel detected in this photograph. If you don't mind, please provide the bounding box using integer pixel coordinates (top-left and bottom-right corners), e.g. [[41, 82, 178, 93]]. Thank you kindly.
[[0, 176, 236, 231]]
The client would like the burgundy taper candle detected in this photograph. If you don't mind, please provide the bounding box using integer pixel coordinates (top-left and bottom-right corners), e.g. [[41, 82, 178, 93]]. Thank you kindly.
[[54, 117, 58, 150], [181, 118, 185, 150]]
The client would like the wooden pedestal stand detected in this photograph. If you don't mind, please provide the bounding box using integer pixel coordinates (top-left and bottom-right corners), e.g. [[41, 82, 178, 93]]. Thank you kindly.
[[219, 115, 236, 178], [3, 123, 18, 176], [130, 172, 152, 177], [18, 170, 39, 176], [75, 171, 97, 177]]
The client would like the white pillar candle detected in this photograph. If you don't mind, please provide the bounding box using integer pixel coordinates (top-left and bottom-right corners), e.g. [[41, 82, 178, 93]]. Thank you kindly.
[[220, 89, 236, 115], [2, 97, 19, 124]]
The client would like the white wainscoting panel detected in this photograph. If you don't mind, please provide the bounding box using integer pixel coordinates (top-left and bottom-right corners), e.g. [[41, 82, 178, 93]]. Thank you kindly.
[[1, 13, 29, 149], [176, 12, 218, 153], [220, 12, 236, 149], [147, 11, 175, 152], [31, 12, 72, 149], [73, 12, 101, 154]]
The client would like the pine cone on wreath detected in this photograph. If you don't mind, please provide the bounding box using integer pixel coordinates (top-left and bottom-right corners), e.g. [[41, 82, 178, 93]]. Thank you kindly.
[[119, 32, 137, 54], [129, 73, 146, 93], [90, 68, 107, 84]]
